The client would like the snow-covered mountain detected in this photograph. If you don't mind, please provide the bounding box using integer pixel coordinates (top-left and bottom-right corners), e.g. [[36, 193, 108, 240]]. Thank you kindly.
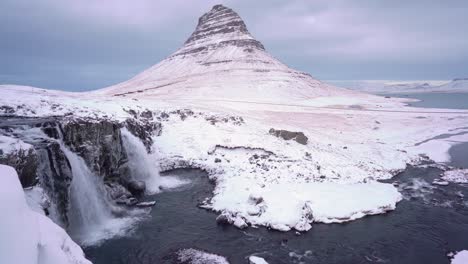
[[97, 5, 356, 102], [435, 78, 468, 93], [330, 78, 468, 94]]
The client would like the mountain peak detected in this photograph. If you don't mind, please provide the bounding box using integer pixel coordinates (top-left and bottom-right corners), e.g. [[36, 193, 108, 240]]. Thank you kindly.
[[174, 5, 264, 57], [100, 5, 349, 102], [185, 5, 249, 44]]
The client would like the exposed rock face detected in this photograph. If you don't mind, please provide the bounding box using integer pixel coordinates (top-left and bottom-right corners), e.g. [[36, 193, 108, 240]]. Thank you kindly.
[[61, 119, 129, 182], [0, 115, 161, 226], [35, 141, 73, 226], [179, 4, 265, 57], [269, 128, 308, 145], [0, 148, 38, 187], [0, 117, 73, 225]]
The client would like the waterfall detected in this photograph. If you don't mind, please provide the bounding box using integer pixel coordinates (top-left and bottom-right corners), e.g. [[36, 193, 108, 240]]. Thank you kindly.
[[62, 146, 113, 240], [5, 120, 139, 246], [120, 128, 162, 194], [61, 144, 136, 246]]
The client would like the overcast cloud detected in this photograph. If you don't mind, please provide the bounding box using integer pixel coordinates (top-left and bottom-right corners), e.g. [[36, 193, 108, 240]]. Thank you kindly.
[[1, 0, 467, 91]]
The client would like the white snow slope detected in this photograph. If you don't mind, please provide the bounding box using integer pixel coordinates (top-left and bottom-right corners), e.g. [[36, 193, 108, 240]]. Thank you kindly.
[[1, 4, 468, 235], [0, 165, 91, 264]]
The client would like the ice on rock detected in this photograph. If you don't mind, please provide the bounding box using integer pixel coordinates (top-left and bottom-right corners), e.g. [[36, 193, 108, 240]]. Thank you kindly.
[[442, 169, 468, 183], [432, 179, 449, 186], [249, 255, 269, 264], [176, 248, 229, 264], [0, 165, 91, 264]]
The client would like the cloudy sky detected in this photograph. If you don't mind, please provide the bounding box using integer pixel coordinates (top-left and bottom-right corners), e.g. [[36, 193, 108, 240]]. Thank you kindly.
[[1, 0, 468, 91]]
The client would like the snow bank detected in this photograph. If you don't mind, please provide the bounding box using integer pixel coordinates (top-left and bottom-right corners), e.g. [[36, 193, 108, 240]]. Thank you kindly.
[[210, 179, 402, 231], [0, 134, 32, 155], [0, 165, 91, 264], [176, 248, 229, 264], [442, 169, 468, 183], [451, 250, 468, 264], [24, 186, 50, 215]]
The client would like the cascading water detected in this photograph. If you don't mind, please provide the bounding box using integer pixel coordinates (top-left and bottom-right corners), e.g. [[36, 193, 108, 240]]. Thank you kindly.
[[61, 146, 115, 244], [120, 128, 162, 194], [120, 128, 188, 193], [57, 129, 137, 246]]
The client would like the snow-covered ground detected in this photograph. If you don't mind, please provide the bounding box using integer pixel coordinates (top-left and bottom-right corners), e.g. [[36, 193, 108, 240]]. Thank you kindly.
[[0, 165, 91, 264], [1, 83, 468, 232]]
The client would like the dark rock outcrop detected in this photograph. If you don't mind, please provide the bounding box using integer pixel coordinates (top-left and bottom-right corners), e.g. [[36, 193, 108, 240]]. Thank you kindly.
[[61, 119, 129, 182], [35, 141, 73, 226], [126, 180, 146, 196], [0, 148, 38, 187], [0, 115, 160, 226], [269, 128, 308, 145]]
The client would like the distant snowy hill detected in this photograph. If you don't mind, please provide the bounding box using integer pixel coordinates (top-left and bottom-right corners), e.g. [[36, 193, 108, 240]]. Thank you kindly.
[[96, 5, 364, 103], [329, 79, 468, 94], [436, 78, 468, 93]]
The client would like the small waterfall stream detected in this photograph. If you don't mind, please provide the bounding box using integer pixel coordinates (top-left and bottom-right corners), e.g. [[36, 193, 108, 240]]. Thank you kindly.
[[121, 128, 163, 194]]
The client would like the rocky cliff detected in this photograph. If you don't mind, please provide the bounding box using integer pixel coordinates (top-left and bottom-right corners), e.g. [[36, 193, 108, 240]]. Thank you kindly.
[[0, 114, 160, 227]]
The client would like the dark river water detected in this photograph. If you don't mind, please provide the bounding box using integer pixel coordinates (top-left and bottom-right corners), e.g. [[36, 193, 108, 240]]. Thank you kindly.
[[85, 167, 468, 264]]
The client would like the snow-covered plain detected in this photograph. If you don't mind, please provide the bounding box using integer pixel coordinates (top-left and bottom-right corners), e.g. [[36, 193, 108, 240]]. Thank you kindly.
[[0, 165, 91, 264], [2, 82, 467, 232]]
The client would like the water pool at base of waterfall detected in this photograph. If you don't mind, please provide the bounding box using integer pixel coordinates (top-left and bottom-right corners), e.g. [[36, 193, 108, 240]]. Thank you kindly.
[[84, 168, 468, 264]]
